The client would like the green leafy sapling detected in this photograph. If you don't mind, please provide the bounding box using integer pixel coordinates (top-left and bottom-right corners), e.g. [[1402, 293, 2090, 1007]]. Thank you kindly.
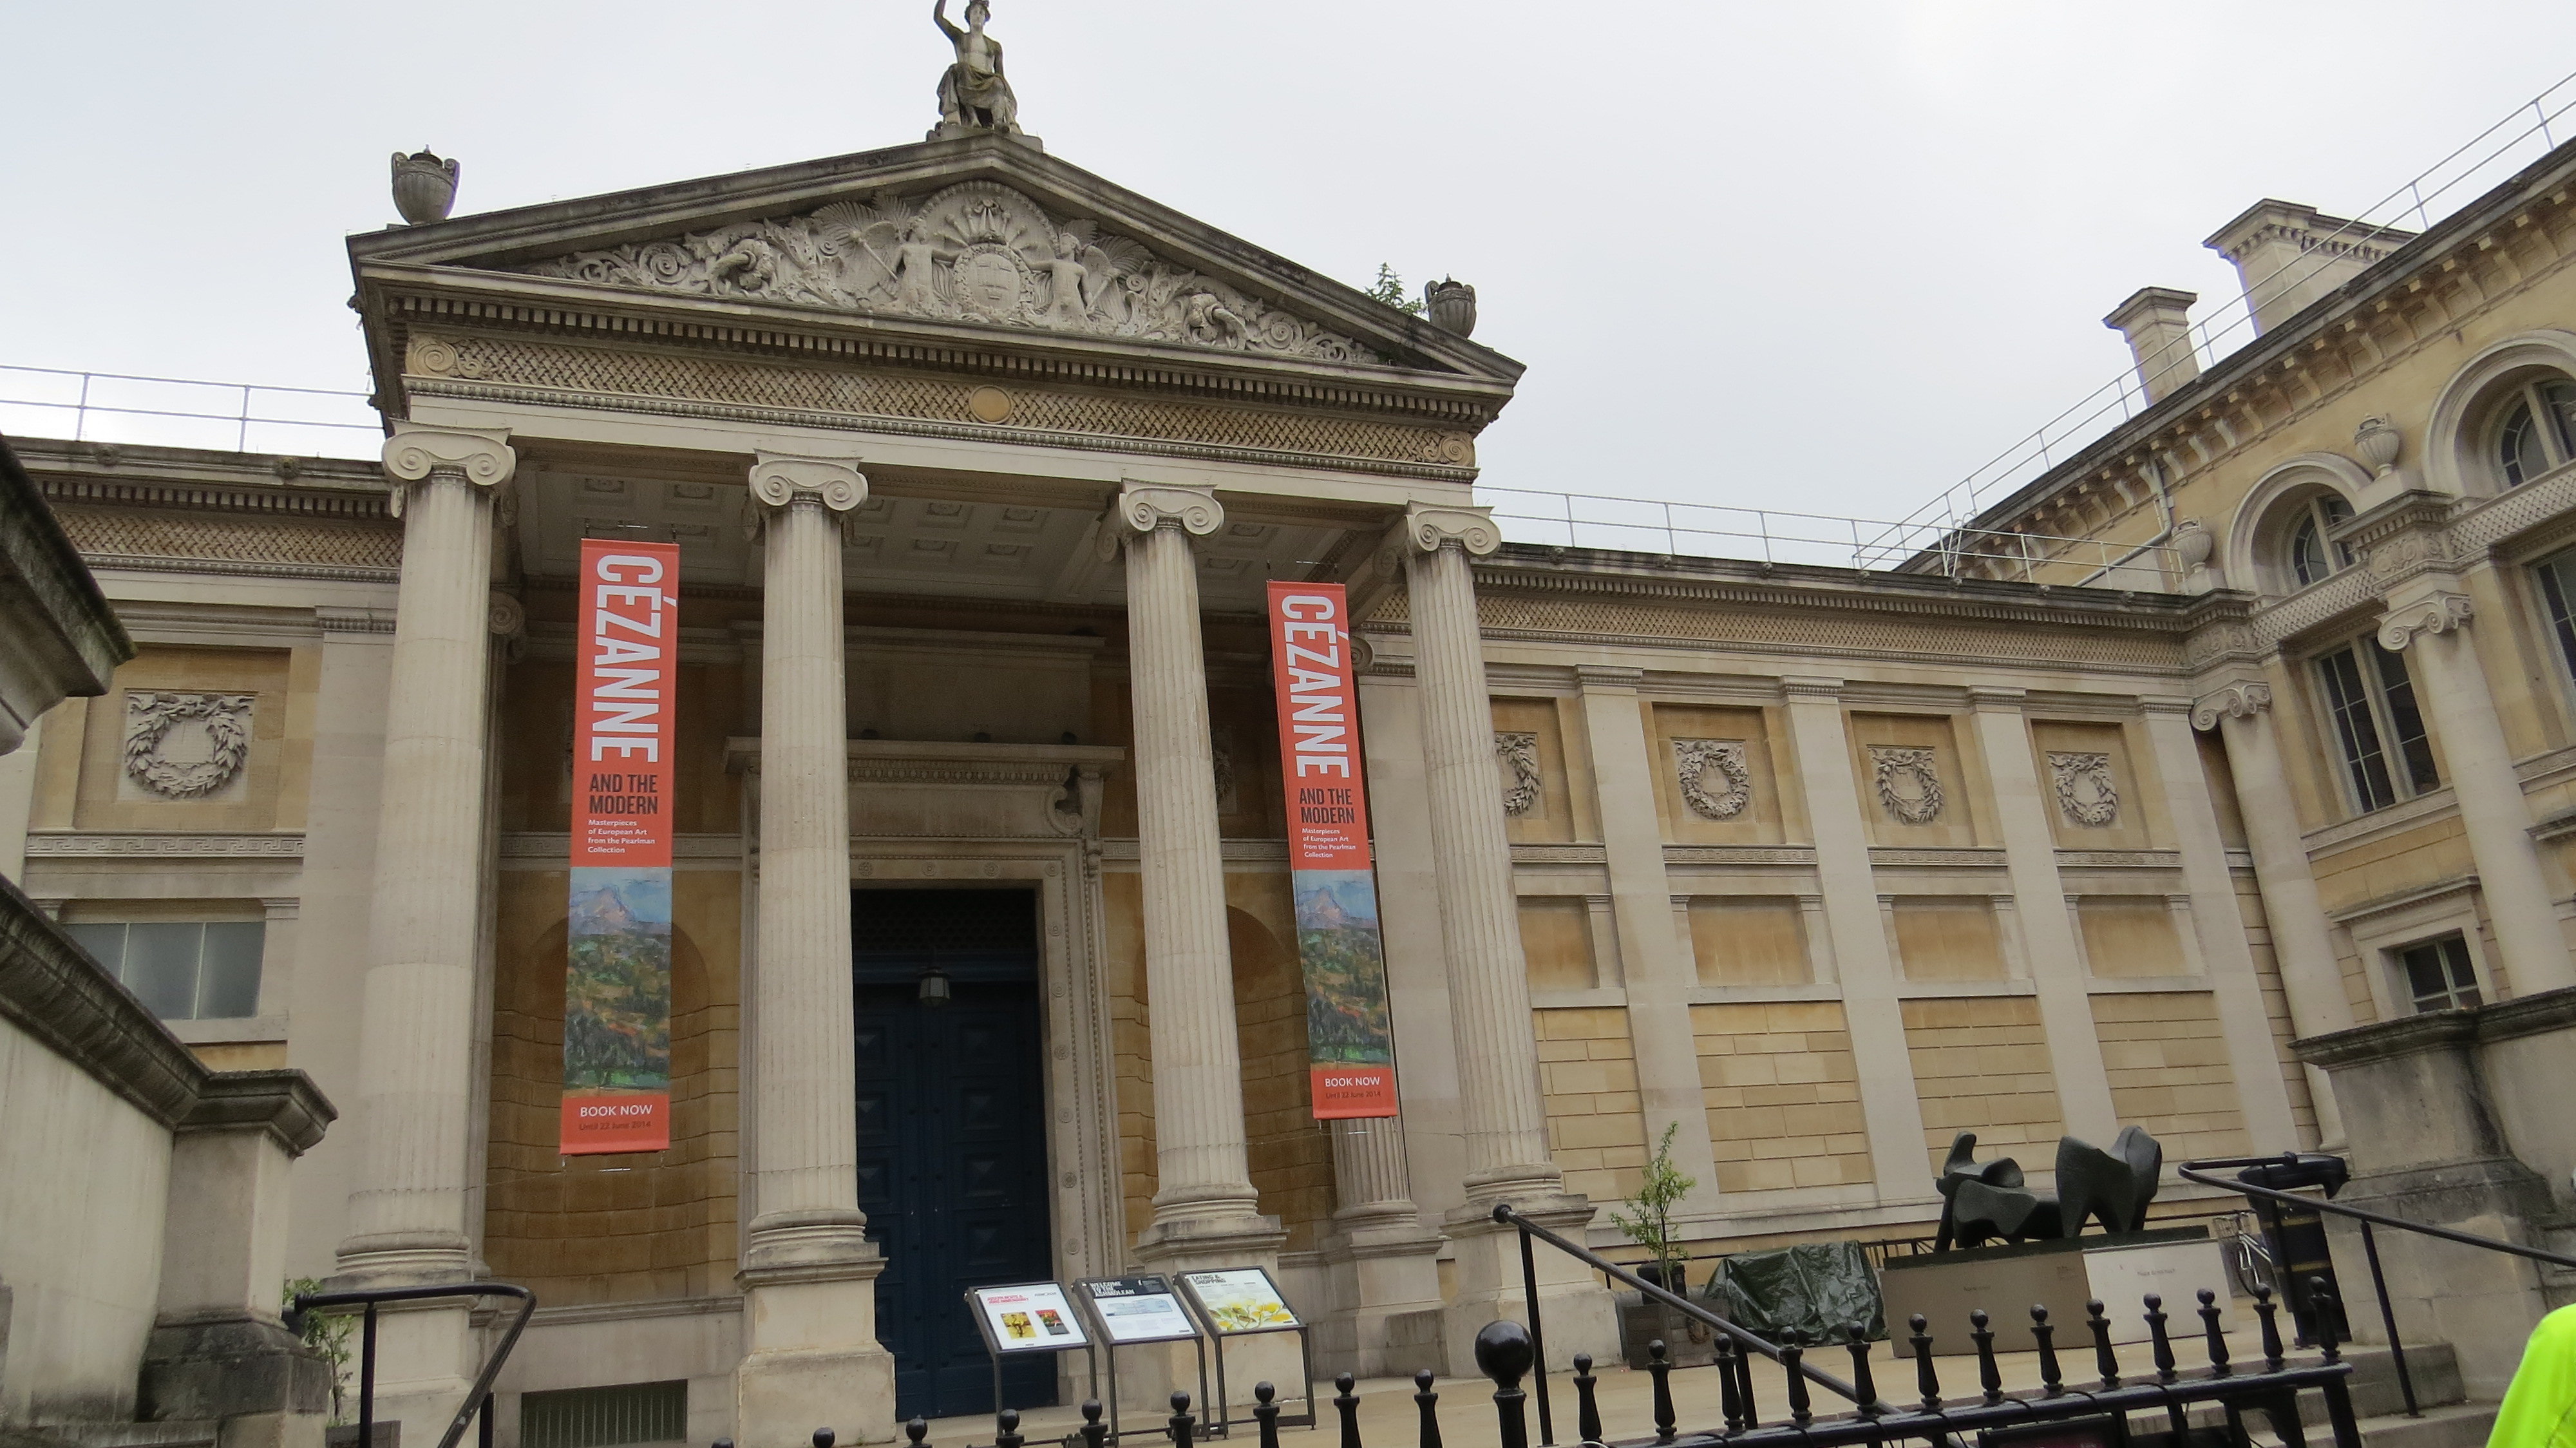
[[1609, 1120, 1698, 1293]]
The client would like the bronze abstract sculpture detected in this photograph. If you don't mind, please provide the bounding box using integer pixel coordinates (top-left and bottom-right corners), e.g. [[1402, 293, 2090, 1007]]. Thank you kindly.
[[1933, 1126, 2164, 1250]]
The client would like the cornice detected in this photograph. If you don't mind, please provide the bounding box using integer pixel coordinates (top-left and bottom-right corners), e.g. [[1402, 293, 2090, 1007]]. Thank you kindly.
[[0, 874, 333, 1151], [1948, 141, 2576, 549], [1473, 548, 2204, 633], [24, 832, 306, 860], [10, 439, 388, 499]]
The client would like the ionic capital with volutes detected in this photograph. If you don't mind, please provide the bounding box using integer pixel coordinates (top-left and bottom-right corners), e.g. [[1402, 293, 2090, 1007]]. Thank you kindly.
[[1402, 502, 1501, 557], [380, 423, 514, 518], [746, 452, 866, 541], [1113, 482, 1224, 538], [2190, 680, 2272, 731], [2376, 590, 2475, 651]]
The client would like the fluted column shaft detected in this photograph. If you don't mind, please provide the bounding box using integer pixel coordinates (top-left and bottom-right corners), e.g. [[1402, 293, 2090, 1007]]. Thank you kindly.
[[746, 456, 869, 1258], [339, 424, 513, 1279], [1403, 510, 1558, 1200], [2381, 597, 2576, 993], [1330, 1118, 1418, 1219], [1118, 484, 1264, 1239]]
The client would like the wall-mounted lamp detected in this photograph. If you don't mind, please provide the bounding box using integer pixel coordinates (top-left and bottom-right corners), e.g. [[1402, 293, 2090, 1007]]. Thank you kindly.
[[916, 966, 953, 1009]]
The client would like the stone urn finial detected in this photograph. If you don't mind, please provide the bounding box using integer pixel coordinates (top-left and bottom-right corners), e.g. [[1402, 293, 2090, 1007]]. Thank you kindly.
[[391, 149, 460, 225], [1425, 278, 1477, 337], [2354, 414, 2401, 476]]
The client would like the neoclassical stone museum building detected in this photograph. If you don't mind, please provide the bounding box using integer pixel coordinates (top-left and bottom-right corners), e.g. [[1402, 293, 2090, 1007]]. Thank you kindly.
[[8, 38, 2576, 1448]]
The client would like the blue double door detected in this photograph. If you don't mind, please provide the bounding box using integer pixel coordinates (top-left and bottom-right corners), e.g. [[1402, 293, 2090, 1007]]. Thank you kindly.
[[851, 890, 1056, 1422]]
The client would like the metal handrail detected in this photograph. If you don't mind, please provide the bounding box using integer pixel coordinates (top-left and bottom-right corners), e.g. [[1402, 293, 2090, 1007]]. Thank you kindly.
[[289, 1281, 537, 1448], [0, 363, 378, 456], [2181, 1154, 2576, 1422], [1493, 1204, 1893, 1425]]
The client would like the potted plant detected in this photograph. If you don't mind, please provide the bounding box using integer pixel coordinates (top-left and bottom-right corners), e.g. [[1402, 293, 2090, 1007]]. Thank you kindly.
[[1611, 1123, 1713, 1367]]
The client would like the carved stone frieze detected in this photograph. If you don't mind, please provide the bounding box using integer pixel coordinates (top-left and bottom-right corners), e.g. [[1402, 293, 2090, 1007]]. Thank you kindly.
[[1495, 731, 1540, 817], [1867, 745, 1945, 826], [2046, 751, 2119, 828], [24, 832, 305, 859], [1672, 738, 1751, 821], [515, 182, 1381, 364], [122, 692, 255, 800]]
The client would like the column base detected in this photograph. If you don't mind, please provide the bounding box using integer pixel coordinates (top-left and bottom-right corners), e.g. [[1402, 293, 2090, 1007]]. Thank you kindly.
[[1314, 1206, 1448, 1379], [735, 1244, 896, 1448], [1438, 1194, 1618, 1379], [1132, 1210, 1287, 1275]]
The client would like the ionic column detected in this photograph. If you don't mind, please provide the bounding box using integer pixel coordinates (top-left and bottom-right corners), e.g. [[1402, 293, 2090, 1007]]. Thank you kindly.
[[1401, 503, 1616, 1368], [2140, 696, 2303, 1152], [736, 453, 894, 1445], [2192, 678, 2353, 1146], [1966, 687, 2117, 1140], [1113, 482, 1275, 1262], [1321, 1119, 1445, 1376], [332, 424, 513, 1440], [2379, 593, 2576, 993]]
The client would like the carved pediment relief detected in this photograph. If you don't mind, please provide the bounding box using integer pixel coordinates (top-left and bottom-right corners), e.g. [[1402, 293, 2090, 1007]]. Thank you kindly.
[[512, 181, 1382, 365]]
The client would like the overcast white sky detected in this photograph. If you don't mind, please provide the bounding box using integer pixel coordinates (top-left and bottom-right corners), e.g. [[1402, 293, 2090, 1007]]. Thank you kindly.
[[5, 3, 2574, 533]]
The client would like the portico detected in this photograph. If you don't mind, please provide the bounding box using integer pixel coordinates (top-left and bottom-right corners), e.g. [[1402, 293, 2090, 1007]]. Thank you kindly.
[[327, 124, 1595, 1443]]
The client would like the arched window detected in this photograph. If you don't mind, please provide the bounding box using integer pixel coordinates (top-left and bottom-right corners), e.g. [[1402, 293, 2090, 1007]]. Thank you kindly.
[[2284, 491, 2355, 588], [2495, 375, 2576, 487]]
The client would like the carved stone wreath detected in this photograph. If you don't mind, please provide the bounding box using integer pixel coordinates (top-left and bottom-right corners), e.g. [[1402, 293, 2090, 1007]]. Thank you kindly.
[[122, 692, 254, 800], [1868, 745, 1946, 826], [1495, 732, 1541, 817], [1672, 739, 1751, 821], [2047, 751, 2119, 827]]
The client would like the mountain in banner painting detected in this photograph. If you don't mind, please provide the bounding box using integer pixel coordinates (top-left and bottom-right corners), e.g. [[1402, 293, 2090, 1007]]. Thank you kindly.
[[564, 867, 673, 1094], [1294, 870, 1393, 1065], [1294, 875, 1379, 931]]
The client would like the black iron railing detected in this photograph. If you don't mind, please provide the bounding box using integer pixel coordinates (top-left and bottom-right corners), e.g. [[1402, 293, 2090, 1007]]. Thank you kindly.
[[2181, 1153, 2576, 1422], [288, 1282, 537, 1448]]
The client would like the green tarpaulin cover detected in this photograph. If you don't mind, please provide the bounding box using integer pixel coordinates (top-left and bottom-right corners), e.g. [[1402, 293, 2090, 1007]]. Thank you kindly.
[[1704, 1241, 1886, 1345]]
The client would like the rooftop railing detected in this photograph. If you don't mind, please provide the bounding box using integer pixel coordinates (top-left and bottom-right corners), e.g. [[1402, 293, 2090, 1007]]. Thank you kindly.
[[0, 363, 377, 458]]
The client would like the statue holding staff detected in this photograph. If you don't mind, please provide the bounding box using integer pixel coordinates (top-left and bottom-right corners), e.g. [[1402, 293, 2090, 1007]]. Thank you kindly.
[[933, 0, 1019, 137]]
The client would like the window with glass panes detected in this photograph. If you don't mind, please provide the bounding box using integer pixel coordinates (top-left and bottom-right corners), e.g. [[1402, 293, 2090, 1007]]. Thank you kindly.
[[2496, 375, 2576, 488], [2533, 551, 2576, 688], [2396, 935, 2481, 1013], [2315, 638, 2439, 813], [62, 920, 265, 1021], [2286, 491, 2356, 589]]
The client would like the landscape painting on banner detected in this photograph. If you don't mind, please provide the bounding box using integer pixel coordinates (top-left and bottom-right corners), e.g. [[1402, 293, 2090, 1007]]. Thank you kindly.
[[1265, 581, 1399, 1119], [562, 539, 679, 1154]]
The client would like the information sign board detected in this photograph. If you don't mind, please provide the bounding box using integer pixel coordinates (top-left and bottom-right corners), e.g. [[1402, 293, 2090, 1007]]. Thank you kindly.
[[1079, 1275, 1200, 1346], [1177, 1268, 1300, 1335], [967, 1281, 1090, 1353]]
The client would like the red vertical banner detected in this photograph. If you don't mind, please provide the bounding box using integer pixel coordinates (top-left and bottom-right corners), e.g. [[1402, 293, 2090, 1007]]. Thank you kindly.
[[1265, 582, 1399, 1119], [560, 540, 679, 1155]]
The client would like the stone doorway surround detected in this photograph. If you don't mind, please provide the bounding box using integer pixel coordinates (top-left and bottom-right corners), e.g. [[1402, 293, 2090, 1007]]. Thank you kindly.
[[729, 734, 1129, 1398]]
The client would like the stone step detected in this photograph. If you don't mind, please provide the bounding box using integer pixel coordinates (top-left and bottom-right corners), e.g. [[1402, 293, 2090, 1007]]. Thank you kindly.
[[2341, 1403, 2497, 1448]]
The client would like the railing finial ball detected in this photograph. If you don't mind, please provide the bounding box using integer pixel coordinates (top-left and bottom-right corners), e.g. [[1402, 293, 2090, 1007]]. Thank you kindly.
[[2143, 1293, 2163, 1311], [1472, 1319, 1536, 1383], [907, 1417, 930, 1445], [814, 1430, 835, 1448], [1491, 1202, 1513, 1224], [1415, 1368, 1436, 1391], [1335, 1372, 1355, 1394], [1909, 1312, 1927, 1331], [1170, 1390, 1191, 1412], [2196, 1288, 2216, 1306], [1255, 1382, 1276, 1404]]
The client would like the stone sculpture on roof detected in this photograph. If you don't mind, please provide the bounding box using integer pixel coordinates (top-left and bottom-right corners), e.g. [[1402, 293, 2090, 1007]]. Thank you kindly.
[[933, 0, 1019, 139], [516, 182, 1382, 364]]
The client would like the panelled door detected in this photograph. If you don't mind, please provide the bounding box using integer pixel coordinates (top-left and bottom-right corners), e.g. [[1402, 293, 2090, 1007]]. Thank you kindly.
[[851, 889, 1055, 1422]]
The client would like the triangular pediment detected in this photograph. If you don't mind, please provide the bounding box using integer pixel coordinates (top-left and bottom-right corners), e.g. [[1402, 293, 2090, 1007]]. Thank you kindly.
[[352, 137, 1517, 385]]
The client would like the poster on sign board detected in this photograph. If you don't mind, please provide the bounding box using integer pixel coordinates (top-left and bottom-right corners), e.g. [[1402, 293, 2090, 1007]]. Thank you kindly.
[[1264, 582, 1399, 1119], [560, 539, 678, 1156], [1079, 1276, 1199, 1344], [1179, 1268, 1300, 1334], [968, 1282, 1089, 1352]]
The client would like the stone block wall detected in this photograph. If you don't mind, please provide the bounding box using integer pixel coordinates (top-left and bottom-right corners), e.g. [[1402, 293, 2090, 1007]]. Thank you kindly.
[[2088, 991, 2249, 1158], [1899, 996, 2066, 1174], [1533, 1005, 1647, 1203], [1689, 1002, 1869, 1192]]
